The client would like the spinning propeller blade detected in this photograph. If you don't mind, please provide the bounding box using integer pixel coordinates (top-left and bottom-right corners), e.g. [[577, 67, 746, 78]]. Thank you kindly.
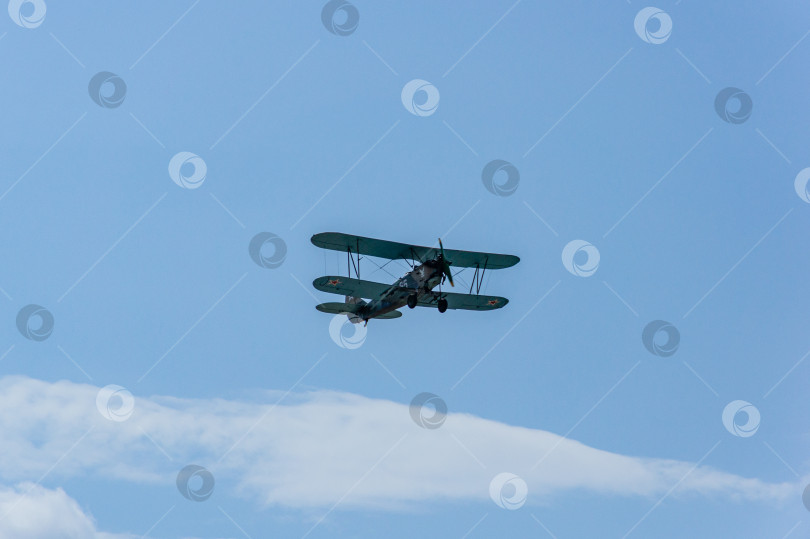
[[438, 238, 454, 286]]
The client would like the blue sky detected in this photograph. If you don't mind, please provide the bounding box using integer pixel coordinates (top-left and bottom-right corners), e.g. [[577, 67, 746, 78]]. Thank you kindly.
[[0, 1, 808, 537]]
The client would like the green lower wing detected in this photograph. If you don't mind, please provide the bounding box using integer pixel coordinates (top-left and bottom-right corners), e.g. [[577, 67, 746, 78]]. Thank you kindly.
[[313, 276, 391, 299], [418, 292, 509, 311]]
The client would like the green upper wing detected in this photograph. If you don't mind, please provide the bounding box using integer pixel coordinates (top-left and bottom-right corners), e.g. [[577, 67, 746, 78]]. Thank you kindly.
[[418, 292, 509, 311], [311, 232, 519, 269], [313, 276, 391, 299]]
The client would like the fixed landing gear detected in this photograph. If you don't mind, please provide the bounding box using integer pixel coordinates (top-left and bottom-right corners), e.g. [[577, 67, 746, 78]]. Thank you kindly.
[[407, 294, 417, 309], [437, 298, 448, 313]]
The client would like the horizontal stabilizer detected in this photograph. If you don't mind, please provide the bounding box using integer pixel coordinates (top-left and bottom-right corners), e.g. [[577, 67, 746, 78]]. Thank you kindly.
[[376, 310, 403, 319], [315, 302, 401, 319], [315, 302, 363, 315]]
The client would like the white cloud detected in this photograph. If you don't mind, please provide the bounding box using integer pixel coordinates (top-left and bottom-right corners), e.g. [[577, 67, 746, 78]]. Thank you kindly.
[[0, 482, 134, 539], [0, 375, 797, 512]]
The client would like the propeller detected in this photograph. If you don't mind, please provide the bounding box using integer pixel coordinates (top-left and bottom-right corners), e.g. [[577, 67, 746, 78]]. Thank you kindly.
[[438, 238, 454, 287]]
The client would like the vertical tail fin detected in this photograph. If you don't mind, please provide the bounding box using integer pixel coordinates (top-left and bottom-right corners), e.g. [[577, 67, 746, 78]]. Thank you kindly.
[[345, 296, 366, 324]]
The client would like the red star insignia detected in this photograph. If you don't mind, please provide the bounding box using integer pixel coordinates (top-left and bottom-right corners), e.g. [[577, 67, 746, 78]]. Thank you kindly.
[[327, 279, 341, 287], [487, 299, 499, 306]]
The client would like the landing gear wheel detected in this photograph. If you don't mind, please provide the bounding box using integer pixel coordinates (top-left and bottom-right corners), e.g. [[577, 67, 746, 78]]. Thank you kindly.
[[437, 298, 448, 313], [407, 294, 417, 309]]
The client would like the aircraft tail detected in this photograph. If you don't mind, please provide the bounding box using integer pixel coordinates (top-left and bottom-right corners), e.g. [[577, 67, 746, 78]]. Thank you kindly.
[[316, 301, 364, 324], [344, 297, 366, 323], [315, 301, 401, 322]]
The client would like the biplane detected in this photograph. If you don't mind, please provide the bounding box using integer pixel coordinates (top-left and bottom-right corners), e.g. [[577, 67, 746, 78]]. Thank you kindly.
[[311, 232, 520, 324]]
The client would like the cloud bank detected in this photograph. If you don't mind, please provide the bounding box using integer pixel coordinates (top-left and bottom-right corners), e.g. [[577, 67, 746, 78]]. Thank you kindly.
[[0, 375, 796, 513], [0, 482, 134, 539]]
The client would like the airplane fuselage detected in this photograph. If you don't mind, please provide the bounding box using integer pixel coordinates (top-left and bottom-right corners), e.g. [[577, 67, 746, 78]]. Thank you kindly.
[[358, 259, 445, 321]]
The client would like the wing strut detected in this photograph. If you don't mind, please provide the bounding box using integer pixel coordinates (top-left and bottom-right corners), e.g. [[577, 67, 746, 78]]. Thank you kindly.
[[347, 240, 361, 279], [468, 257, 489, 295], [409, 247, 423, 268]]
